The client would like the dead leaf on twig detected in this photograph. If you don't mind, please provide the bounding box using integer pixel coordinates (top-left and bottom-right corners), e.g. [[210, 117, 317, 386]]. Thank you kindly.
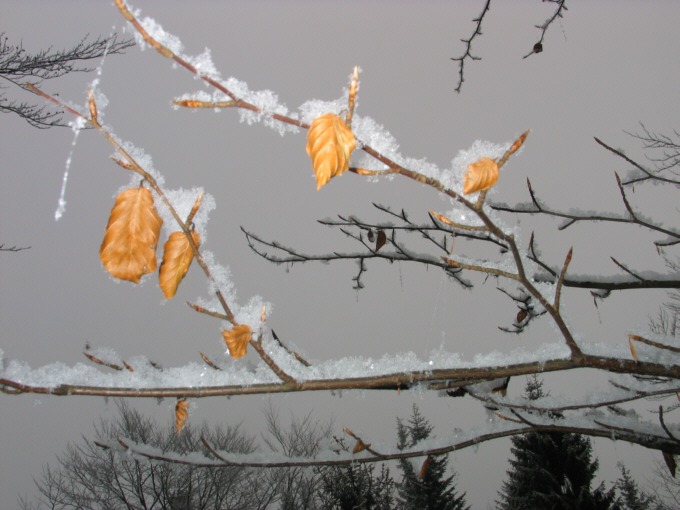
[[375, 230, 387, 251], [663, 451, 677, 478], [176, 399, 189, 434], [516, 309, 528, 324], [419, 455, 432, 479], [463, 157, 499, 195], [352, 440, 371, 454], [100, 186, 162, 283], [159, 230, 201, 299], [306, 113, 356, 190], [222, 324, 252, 359], [629, 338, 639, 362]]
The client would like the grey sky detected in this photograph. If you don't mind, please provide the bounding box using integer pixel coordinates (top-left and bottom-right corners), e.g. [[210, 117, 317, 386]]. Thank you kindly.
[[2, 1, 680, 507]]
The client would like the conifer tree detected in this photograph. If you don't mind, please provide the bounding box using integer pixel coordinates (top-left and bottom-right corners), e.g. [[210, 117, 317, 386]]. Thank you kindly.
[[396, 405, 469, 510], [614, 463, 661, 510], [319, 458, 394, 510], [497, 376, 618, 510]]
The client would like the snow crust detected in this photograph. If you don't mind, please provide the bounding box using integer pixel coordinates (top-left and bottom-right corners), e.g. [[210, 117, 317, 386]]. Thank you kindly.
[[1, 340, 572, 390]]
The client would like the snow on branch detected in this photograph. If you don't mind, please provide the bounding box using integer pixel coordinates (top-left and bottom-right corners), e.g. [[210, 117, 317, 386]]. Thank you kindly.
[[2, 0, 680, 473]]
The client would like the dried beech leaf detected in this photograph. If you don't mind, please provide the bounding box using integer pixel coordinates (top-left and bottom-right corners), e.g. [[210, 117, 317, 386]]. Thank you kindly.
[[100, 186, 162, 283], [419, 455, 432, 479], [463, 157, 499, 195], [352, 440, 370, 454], [376, 230, 387, 251], [159, 230, 201, 299], [175, 399, 189, 434], [629, 338, 638, 362], [222, 324, 252, 359], [306, 113, 356, 190], [663, 451, 677, 478], [516, 309, 528, 324], [367, 230, 375, 242]]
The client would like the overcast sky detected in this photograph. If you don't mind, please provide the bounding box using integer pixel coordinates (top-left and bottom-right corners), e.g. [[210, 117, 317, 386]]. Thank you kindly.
[[2, 1, 680, 508]]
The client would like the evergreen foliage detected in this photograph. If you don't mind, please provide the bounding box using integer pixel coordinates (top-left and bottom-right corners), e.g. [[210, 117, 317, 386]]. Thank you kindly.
[[319, 458, 394, 510], [396, 405, 469, 510], [497, 376, 618, 510], [614, 463, 662, 510]]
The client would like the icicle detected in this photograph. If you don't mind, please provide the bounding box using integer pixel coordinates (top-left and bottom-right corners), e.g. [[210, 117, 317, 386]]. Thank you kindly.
[[54, 35, 113, 221], [54, 117, 85, 220]]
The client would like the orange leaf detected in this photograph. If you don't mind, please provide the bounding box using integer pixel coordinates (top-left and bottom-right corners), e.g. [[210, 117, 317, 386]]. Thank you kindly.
[[419, 455, 432, 479], [99, 186, 162, 283], [306, 113, 356, 190], [222, 324, 252, 359], [629, 338, 638, 362], [463, 157, 499, 195], [159, 230, 201, 299], [352, 439, 371, 454], [175, 399, 189, 434]]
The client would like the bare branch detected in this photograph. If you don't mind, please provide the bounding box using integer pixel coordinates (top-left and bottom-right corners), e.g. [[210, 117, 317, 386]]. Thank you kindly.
[[522, 0, 568, 59], [450, 0, 491, 93]]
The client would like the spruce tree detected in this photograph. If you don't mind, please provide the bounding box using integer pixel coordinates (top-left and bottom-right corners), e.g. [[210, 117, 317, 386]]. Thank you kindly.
[[497, 376, 618, 510], [614, 463, 661, 510], [396, 405, 469, 510], [319, 460, 394, 510]]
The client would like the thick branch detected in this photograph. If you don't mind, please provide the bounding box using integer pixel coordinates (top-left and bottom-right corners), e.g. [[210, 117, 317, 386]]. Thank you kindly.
[[3, 354, 680, 398]]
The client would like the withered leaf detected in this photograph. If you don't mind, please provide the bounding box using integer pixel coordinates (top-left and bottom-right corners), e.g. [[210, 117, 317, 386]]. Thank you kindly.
[[159, 230, 201, 299], [463, 157, 499, 195], [419, 456, 432, 479], [516, 309, 528, 324], [629, 338, 638, 362], [100, 186, 162, 283], [176, 399, 189, 434], [376, 230, 387, 251], [306, 113, 356, 190], [352, 440, 371, 454], [222, 324, 252, 359], [663, 451, 677, 478]]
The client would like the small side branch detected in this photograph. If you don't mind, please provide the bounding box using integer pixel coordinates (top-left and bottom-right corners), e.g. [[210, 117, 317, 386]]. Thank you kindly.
[[522, 0, 567, 59], [450, 0, 491, 93]]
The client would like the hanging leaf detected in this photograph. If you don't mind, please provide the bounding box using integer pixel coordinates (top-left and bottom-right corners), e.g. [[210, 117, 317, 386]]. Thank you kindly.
[[175, 399, 189, 434], [159, 230, 201, 299], [306, 113, 356, 190], [629, 338, 638, 362], [222, 324, 252, 359], [376, 230, 387, 251], [100, 186, 163, 283], [463, 157, 499, 195], [419, 455, 432, 479], [663, 451, 677, 478], [516, 309, 529, 324]]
